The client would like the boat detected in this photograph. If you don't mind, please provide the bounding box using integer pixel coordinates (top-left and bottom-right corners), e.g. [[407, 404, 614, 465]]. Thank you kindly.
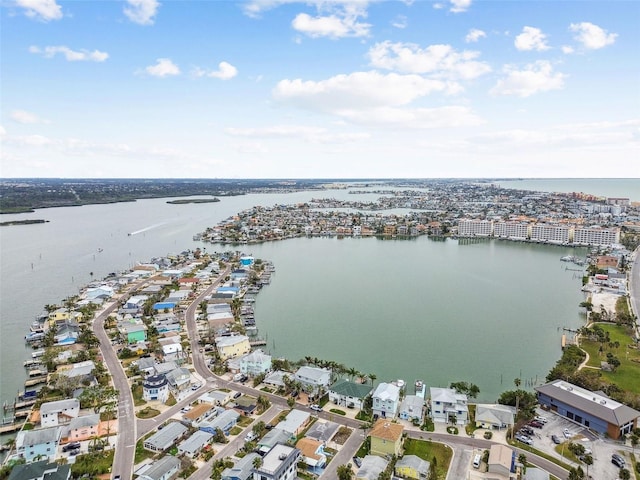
[[30, 322, 45, 334], [415, 380, 426, 399]]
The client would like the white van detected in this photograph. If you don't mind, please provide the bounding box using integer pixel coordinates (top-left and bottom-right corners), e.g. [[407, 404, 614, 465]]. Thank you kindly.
[[472, 454, 482, 469]]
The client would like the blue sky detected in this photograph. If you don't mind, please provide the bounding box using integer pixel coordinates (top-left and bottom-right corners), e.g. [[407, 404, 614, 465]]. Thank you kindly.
[[1, 0, 638, 178]]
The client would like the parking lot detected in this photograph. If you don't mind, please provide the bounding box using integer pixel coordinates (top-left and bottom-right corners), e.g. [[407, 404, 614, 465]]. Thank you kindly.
[[526, 408, 634, 480]]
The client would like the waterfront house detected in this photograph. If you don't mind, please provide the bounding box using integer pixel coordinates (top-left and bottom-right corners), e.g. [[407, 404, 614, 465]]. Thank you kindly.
[[200, 409, 239, 436], [429, 387, 468, 425], [221, 452, 259, 480], [356, 455, 389, 480], [136, 455, 181, 480], [143, 374, 170, 403], [208, 311, 235, 330], [399, 395, 424, 423], [369, 419, 404, 457], [328, 379, 372, 410], [488, 444, 516, 479], [85, 285, 114, 300], [263, 370, 293, 389], [177, 430, 213, 458], [16, 427, 62, 463], [475, 404, 516, 430], [372, 382, 400, 419], [7, 460, 71, 480], [65, 414, 101, 443], [395, 455, 430, 479], [143, 422, 188, 452], [40, 399, 79, 428], [58, 360, 96, 384], [295, 437, 327, 470], [294, 366, 331, 395], [215, 335, 250, 361], [240, 349, 272, 377], [253, 444, 301, 480], [535, 379, 640, 439]]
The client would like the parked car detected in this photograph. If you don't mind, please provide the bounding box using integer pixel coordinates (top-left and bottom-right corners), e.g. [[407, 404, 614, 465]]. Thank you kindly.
[[353, 456, 362, 468], [612, 453, 625, 468], [563, 428, 571, 438], [234, 392, 242, 399], [551, 434, 561, 444], [62, 442, 81, 452], [515, 434, 533, 445], [310, 404, 322, 412], [528, 420, 544, 428], [520, 426, 534, 436], [534, 415, 547, 424]]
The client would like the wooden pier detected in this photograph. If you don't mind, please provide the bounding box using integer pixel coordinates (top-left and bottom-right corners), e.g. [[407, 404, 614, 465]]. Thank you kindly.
[[24, 375, 48, 387]]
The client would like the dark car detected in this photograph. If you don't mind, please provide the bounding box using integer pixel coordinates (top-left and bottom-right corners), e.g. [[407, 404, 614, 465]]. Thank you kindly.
[[353, 456, 362, 468], [551, 434, 561, 444], [62, 442, 81, 452], [612, 453, 625, 468], [520, 426, 534, 436], [528, 420, 544, 428]]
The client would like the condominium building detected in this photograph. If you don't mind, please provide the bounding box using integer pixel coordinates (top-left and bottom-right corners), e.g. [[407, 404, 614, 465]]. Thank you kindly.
[[530, 224, 570, 244], [458, 219, 492, 237], [573, 227, 620, 246], [493, 222, 530, 240]]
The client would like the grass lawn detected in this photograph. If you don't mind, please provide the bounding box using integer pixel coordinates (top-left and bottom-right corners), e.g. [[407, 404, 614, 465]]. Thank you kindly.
[[136, 407, 160, 419], [580, 323, 640, 394], [237, 416, 254, 427], [131, 384, 146, 407], [403, 438, 452, 478]]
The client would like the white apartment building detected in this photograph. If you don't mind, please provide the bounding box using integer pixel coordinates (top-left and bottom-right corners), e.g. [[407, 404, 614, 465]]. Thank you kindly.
[[493, 222, 530, 240], [458, 219, 492, 237], [573, 227, 620, 246], [530, 224, 570, 244]]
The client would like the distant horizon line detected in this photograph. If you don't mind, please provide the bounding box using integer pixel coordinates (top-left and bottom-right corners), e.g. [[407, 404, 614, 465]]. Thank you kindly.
[[1, 177, 638, 181]]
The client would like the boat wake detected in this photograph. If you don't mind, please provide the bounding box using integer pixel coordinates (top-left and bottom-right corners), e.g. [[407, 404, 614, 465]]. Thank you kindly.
[[128, 221, 168, 236]]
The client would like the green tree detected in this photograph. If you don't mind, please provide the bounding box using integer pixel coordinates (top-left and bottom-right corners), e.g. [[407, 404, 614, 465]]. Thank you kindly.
[[619, 468, 631, 480], [518, 453, 527, 473], [428, 456, 438, 480], [582, 454, 593, 478], [336, 464, 354, 480]]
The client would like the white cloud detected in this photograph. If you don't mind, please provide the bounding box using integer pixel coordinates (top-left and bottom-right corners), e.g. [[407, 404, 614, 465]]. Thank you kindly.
[[10, 110, 48, 124], [561, 45, 574, 54], [465, 28, 486, 43], [193, 61, 238, 80], [124, 0, 160, 25], [144, 58, 180, 77], [449, 0, 472, 13], [273, 71, 454, 112], [570, 22, 617, 49], [0, 125, 7, 136], [391, 15, 407, 29], [29, 45, 109, 62], [225, 124, 370, 143], [15, 0, 62, 21], [514, 26, 550, 51], [292, 12, 370, 38], [337, 105, 483, 128], [272, 71, 481, 128], [368, 41, 491, 80], [490, 61, 566, 97]]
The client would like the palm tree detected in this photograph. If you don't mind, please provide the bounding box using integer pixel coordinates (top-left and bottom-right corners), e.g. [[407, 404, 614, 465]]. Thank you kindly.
[[347, 367, 358, 381], [336, 464, 353, 480], [252, 456, 263, 470], [518, 453, 527, 474], [368, 373, 377, 387], [582, 454, 593, 478]]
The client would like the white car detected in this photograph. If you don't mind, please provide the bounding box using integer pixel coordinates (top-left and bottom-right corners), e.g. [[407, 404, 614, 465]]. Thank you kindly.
[[309, 404, 322, 412], [563, 428, 571, 438]]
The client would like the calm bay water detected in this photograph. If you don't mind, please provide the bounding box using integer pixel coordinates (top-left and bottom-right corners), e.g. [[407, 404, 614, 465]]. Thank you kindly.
[[495, 178, 640, 202], [0, 179, 636, 416]]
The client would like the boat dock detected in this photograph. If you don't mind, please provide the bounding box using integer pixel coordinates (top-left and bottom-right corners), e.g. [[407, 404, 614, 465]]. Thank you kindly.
[[24, 375, 48, 387]]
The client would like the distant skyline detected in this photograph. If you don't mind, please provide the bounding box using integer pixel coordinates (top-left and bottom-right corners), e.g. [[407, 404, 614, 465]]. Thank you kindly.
[[1, 0, 639, 178]]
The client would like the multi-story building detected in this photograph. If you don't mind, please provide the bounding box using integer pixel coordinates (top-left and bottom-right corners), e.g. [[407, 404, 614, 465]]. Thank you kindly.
[[573, 226, 620, 246], [215, 335, 250, 361], [493, 222, 530, 240], [252, 444, 300, 480], [458, 219, 492, 237], [530, 224, 570, 244]]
